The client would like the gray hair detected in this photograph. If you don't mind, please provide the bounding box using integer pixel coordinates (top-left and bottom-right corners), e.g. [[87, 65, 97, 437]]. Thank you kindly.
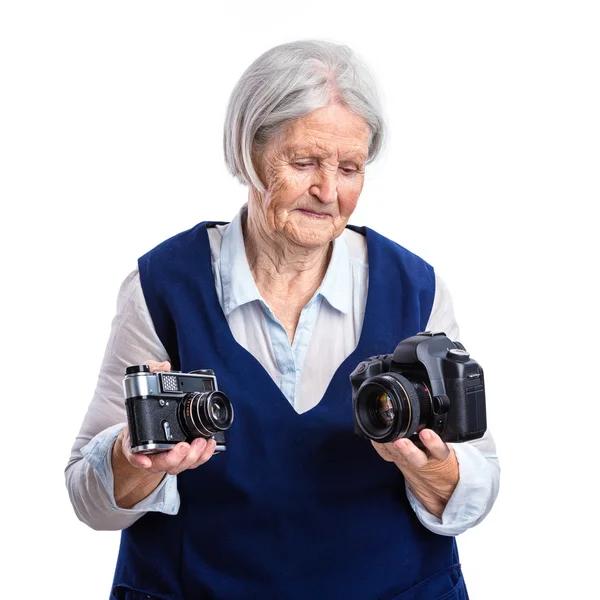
[[223, 40, 386, 190]]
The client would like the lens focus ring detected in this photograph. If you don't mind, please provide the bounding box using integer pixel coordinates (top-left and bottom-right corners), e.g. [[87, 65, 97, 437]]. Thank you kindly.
[[354, 373, 423, 443]]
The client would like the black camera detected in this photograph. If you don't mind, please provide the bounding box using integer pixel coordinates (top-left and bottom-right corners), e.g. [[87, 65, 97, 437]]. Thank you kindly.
[[123, 365, 234, 454], [350, 332, 486, 444]]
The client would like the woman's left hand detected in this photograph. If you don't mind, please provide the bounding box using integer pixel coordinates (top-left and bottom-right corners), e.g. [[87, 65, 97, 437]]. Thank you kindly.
[[372, 429, 459, 519]]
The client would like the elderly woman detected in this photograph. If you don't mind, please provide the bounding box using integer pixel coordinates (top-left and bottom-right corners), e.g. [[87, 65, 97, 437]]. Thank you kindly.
[[66, 40, 499, 600]]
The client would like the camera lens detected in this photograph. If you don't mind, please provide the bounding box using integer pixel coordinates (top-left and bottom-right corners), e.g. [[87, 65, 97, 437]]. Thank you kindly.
[[372, 392, 396, 428], [354, 374, 432, 443], [211, 402, 222, 421], [181, 391, 234, 438], [209, 395, 231, 429]]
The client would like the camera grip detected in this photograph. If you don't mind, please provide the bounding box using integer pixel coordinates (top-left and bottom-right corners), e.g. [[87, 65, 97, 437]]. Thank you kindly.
[[444, 379, 487, 442]]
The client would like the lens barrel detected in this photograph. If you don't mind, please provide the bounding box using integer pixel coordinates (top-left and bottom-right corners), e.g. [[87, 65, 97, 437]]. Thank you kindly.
[[354, 373, 432, 443], [181, 391, 234, 439]]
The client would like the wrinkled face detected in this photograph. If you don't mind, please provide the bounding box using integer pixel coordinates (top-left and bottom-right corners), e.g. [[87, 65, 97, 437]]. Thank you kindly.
[[251, 104, 371, 249]]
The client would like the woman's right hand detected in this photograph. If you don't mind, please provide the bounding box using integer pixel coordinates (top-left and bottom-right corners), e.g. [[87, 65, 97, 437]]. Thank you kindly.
[[111, 360, 217, 509]]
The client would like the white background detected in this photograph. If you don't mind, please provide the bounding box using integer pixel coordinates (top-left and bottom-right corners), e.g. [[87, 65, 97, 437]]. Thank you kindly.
[[1, 1, 598, 598]]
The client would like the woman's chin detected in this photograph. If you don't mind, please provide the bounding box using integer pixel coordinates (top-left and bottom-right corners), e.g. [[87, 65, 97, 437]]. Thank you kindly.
[[284, 222, 334, 249]]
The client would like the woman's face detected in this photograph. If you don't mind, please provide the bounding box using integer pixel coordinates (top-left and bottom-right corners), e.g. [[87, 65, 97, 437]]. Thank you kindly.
[[251, 104, 371, 249]]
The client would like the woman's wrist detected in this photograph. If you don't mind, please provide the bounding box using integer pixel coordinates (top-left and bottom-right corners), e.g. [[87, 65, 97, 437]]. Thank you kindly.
[[111, 430, 165, 509], [402, 450, 459, 519]]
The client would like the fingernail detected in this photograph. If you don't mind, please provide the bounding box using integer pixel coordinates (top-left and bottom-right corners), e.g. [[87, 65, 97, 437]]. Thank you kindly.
[[394, 439, 408, 449], [421, 430, 431, 440], [179, 444, 190, 455]]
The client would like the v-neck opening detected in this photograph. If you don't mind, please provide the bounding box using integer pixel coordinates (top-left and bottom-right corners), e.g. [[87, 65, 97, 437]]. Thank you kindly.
[[201, 222, 377, 416]]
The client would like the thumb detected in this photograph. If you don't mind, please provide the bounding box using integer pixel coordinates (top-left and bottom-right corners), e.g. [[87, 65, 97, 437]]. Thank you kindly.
[[146, 360, 171, 373]]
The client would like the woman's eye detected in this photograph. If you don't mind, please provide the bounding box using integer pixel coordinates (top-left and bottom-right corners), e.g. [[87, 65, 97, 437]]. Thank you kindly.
[[341, 167, 357, 174], [295, 162, 313, 169]]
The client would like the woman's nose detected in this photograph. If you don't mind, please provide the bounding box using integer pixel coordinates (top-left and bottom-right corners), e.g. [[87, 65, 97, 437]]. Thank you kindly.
[[309, 169, 338, 204]]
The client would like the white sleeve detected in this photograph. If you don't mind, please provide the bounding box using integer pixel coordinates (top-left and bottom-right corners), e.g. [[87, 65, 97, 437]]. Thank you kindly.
[[64, 270, 180, 531], [404, 273, 501, 536]]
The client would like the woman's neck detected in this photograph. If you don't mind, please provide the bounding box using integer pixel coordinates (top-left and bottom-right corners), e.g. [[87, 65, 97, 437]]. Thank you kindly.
[[242, 203, 332, 308]]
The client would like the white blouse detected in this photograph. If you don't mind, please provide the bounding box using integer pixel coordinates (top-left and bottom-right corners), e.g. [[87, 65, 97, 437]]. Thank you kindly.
[[65, 206, 500, 535]]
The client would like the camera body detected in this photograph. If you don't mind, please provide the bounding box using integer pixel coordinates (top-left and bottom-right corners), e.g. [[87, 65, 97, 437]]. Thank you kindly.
[[123, 365, 234, 454], [350, 332, 486, 444]]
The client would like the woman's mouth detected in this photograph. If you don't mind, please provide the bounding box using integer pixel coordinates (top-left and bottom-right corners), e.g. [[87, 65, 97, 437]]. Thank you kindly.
[[296, 209, 329, 219]]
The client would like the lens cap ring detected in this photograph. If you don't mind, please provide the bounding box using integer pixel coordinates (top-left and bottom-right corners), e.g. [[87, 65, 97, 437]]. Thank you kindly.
[[204, 391, 234, 431]]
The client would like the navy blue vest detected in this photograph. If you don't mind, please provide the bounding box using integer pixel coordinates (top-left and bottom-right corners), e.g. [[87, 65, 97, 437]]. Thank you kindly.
[[110, 222, 469, 600]]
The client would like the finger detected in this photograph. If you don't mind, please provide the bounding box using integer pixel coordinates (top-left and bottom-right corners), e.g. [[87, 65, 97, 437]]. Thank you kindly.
[[147, 442, 191, 474], [392, 438, 429, 469], [370, 440, 396, 463], [163, 438, 217, 474], [129, 455, 152, 469], [418, 429, 451, 461], [174, 438, 210, 472], [190, 438, 217, 468], [147, 360, 171, 373]]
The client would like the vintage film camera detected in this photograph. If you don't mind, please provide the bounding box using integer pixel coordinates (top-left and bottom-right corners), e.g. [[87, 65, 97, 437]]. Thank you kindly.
[[350, 332, 486, 444], [123, 365, 234, 454]]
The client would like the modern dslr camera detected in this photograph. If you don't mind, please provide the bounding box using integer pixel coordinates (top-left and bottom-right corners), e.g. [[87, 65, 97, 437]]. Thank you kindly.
[[350, 332, 486, 444], [123, 365, 234, 454]]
